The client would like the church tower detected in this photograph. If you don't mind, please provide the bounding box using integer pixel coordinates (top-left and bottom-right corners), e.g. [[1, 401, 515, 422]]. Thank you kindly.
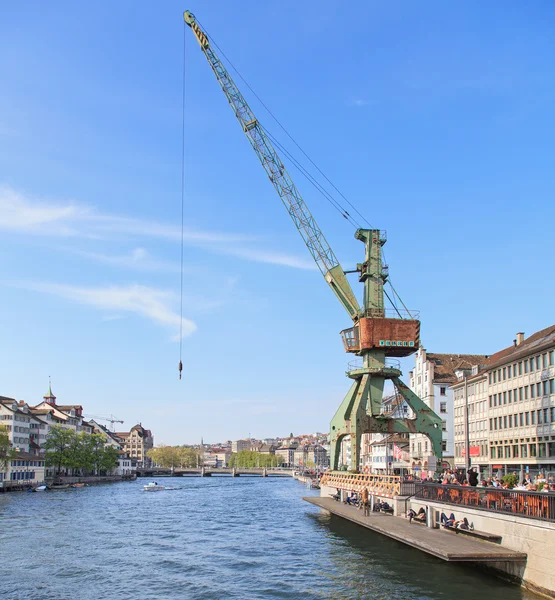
[[43, 379, 56, 406]]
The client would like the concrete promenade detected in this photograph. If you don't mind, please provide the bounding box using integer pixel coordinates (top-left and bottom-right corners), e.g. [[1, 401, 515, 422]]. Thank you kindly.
[[304, 497, 527, 563]]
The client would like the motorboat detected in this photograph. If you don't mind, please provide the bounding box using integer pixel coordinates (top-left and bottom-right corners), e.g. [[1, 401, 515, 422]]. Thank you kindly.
[[143, 482, 164, 492], [34, 485, 48, 492]]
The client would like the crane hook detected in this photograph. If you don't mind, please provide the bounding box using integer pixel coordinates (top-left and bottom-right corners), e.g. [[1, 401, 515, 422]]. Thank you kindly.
[[178, 360, 183, 380]]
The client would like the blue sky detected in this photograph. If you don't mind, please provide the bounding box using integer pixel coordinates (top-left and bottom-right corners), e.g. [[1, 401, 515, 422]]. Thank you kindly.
[[1, 1, 554, 444]]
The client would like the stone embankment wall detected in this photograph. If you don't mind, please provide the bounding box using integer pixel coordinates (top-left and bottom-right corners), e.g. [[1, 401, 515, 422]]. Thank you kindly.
[[409, 498, 555, 599]]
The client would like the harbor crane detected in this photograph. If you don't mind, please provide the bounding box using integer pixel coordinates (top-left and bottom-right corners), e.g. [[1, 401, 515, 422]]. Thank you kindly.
[[83, 414, 124, 432], [184, 11, 442, 472]]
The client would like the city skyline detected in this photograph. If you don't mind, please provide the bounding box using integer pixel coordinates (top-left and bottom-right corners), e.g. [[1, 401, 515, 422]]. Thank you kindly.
[[2, 2, 555, 443]]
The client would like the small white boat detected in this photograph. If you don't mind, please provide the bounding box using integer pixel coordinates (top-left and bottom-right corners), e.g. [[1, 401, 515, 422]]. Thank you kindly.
[[35, 485, 48, 492], [143, 482, 164, 492]]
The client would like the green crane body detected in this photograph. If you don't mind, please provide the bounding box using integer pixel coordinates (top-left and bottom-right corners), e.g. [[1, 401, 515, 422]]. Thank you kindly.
[[184, 11, 442, 472]]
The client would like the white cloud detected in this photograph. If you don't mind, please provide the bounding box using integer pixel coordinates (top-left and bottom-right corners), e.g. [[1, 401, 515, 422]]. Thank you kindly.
[[19, 282, 196, 340], [71, 247, 181, 273], [0, 186, 314, 270], [218, 247, 317, 270], [350, 98, 368, 107]]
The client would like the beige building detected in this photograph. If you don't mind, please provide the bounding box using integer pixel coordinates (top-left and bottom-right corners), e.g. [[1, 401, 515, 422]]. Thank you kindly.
[[485, 327, 555, 477], [115, 424, 154, 468], [232, 439, 251, 453], [452, 366, 490, 473]]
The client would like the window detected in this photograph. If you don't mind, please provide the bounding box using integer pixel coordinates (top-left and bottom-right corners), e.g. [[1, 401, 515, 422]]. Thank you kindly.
[[503, 391, 507, 404], [507, 365, 512, 379], [530, 357, 535, 371], [519, 413, 524, 426], [519, 387, 523, 401], [537, 410, 543, 424], [508, 390, 512, 403], [521, 444, 528, 458], [508, 415, 513, 428], [550, 351, 554, 367], [524, 360, 529, 373], [543, 380, 549, 396], [440, 387, 446, 396], [489, 395, 493, 408], [503, 367, 507, 380], [440, 402, 447, 413], [525, 412, 530, 426], [441, 441, 447, 452], [530, 444, 537, 457], [441, 420, 447, 432], [551, 379, 555, 394], [531, 385, 535, 399], [531, 411, 536, 425], [525, 386, 529, 400], [543, 353, 548, 369], [537, 382, 542, 397], [504, 416, 508, 428]]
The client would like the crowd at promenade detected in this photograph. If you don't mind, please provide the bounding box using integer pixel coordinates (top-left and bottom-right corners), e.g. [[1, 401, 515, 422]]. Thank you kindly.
[[419, 467, 555, 493]]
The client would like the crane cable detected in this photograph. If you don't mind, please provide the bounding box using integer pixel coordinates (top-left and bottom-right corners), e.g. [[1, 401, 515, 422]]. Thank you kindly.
[[178, 22, 187, 379], [193, 19, 414, 320], [196, 18, 372, 231]]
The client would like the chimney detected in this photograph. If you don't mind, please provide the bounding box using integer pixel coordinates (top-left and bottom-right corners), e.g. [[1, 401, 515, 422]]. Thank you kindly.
[[516, 332, 525, 346]]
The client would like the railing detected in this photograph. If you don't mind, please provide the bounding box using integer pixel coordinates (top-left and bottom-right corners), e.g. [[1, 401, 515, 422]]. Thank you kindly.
[[320, 472, 400, 498], [362, 308, 420, 320], [414, 482, 555, 523], [347, 358, 401, 372]]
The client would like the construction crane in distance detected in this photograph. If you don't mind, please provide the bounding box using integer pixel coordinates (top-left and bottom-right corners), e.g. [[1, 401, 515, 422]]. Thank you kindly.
[[183, 11, 442, 473], [83, 414, 124, 432]]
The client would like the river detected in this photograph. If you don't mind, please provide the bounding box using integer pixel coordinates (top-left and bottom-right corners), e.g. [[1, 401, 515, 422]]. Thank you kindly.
[[0, 477, 542, 599]]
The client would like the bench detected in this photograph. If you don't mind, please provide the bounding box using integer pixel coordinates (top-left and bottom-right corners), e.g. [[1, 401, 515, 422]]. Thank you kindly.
[[445, 525, 502, 543]]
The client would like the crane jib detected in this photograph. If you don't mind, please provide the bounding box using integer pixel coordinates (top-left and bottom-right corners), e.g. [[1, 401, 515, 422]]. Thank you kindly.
[[183, 11, 361, 322]]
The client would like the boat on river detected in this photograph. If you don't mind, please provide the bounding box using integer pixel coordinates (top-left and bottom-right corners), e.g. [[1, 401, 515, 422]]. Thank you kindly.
[[143, 482, 164, 492]]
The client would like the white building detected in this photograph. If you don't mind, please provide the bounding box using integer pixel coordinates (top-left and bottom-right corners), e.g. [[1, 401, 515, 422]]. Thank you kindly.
[[409, 348, 488, 474]]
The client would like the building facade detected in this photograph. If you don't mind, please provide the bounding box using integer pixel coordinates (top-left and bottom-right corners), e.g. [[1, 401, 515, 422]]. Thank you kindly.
[[409, 349, 488, 474], [451, 326, 555, 479], [115, 424, 154, 468]]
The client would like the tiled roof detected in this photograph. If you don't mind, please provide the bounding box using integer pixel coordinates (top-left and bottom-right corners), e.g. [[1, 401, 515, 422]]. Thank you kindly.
[[486, 324, 555, 370], [426, 353, 489, 384]]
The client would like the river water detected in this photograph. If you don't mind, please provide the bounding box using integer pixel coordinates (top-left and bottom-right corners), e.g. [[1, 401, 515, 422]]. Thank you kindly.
[[0, 477, 541, 600]]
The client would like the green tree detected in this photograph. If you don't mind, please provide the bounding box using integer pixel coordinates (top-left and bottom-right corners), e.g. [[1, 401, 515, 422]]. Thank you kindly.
[[0, 424, 16, 473], [44, 426, 77, 475], [99, 446, 119, 474]]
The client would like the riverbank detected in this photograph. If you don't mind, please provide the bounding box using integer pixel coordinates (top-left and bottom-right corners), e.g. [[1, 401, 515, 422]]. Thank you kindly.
[[0, 474, 135, 493]]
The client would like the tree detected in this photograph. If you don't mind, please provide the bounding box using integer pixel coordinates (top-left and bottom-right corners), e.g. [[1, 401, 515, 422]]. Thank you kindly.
[[44, 426, 77, 475], [99, 446, 119, 474], [0, 424, 16, 473]]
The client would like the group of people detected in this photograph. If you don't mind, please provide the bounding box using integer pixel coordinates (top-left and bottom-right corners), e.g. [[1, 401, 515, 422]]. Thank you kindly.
[[336, 487, 393, 516], [407, 507, 474, 530], [433, 468, 555, 492]]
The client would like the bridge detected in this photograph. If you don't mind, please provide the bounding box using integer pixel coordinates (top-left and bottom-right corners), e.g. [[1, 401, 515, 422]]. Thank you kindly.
[[136, 467, 295, 478]]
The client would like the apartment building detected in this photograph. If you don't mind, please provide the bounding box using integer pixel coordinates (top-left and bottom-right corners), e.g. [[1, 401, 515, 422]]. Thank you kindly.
[[231, 439, 251, 453], [115, 424, 154, 468], [451, 326, 555, 478], [486, 327, 555, 477], [409, 349, 488, 472], [452, 367, 489, 474]]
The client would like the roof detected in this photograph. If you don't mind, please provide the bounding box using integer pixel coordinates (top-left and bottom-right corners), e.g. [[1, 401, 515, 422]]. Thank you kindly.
[[55, 405, 83, 411], [486, 324, 555, 370], [426, 353, 489, 384], [11, 451, 45, 461], [43, 382, 56, 400], [370, 434, 410, 447]]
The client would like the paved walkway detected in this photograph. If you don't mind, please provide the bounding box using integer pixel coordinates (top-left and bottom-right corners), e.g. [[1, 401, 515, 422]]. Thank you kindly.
[[304, 497, 527, 563]]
